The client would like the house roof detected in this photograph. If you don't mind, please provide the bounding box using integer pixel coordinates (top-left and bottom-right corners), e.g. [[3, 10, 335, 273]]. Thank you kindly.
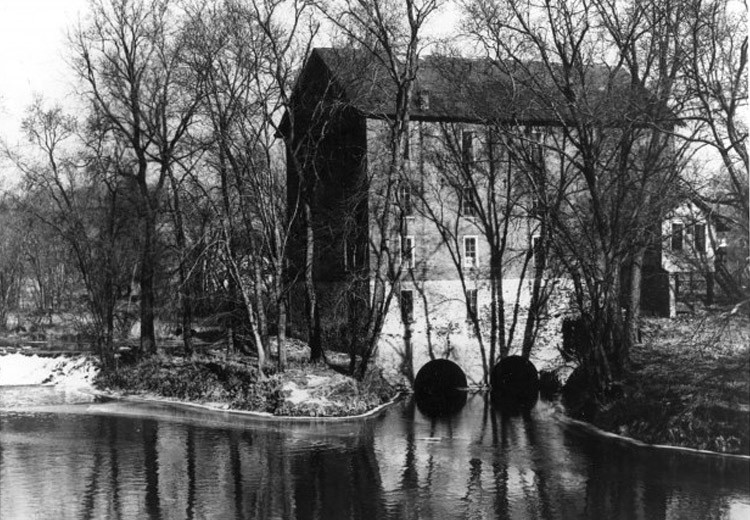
[[305, 47, 672, 126]]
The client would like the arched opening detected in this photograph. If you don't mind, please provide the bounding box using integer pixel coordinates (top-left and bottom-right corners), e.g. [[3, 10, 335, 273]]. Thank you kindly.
[[490, 356, 539, 412], [414, 359, 468, 417]]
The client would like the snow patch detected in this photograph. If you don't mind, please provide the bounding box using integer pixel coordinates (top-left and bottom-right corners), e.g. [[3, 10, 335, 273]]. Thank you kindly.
[[280, 375, 340, 407], [0, 353, 98, 388], [281, 382, 313, 405]]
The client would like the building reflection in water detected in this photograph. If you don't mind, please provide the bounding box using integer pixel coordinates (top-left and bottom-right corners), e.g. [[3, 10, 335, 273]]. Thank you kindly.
[[0, 394, 747, 519]]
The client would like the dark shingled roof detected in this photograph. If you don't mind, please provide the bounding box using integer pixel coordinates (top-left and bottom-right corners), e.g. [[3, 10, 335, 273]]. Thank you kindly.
[[306, 47, 670, 126]]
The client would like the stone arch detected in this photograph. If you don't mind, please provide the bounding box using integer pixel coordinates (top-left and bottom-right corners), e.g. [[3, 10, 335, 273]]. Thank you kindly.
[[490, 355, 539, 411], [414, 359, 468, 417]]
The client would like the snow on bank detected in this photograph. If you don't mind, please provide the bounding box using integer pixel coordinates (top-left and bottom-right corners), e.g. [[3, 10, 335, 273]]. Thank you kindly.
[[0, 353, 98, 388]]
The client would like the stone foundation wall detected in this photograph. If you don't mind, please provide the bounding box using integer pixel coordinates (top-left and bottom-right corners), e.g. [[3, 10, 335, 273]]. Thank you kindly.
[[289, 276, 574, 386], [376, 279, 573, 386]]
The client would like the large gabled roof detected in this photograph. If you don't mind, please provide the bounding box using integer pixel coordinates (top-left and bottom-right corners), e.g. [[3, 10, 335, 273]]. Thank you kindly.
[[304, 47, 672, 126]]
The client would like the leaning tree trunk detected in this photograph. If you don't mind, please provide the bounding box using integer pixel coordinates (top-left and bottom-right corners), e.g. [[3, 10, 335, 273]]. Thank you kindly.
[[252, 255, 268, 357], [241, 287, 266, 373], [227, 252, 266, 374], [522, 227, 547, 359]]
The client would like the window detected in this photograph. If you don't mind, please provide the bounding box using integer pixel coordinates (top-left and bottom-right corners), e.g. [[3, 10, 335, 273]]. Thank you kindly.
[[398, 182, 414, 217], [462, 130, 475, 165], [671, 223, 684, 251], [400, 290, 414, 323], [417, 90, 430, 110], [460, 185, 477, 217], [463, 236, 478, 268], [466, 289, 478, 320], [529, 130, 544, 165], [401, 235, 415, 268], [531, 235, 543, 272], [694, 223, 706, 253]]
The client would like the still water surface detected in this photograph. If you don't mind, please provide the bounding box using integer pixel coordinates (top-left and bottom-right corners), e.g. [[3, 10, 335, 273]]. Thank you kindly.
[[0, 386, 748, 519]]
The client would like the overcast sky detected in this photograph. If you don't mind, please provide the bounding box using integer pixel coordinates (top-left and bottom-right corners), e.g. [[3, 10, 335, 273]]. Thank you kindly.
[[0, 1, 460, 147], [0, 0, 88, 147]]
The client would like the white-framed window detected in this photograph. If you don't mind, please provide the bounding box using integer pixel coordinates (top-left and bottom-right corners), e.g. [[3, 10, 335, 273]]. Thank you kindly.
[[463, 235, 478, 268], [401, 235, 415, 268], [400, 289, 414, 323], [466, 288, 478, 320], [671, 222, 684, 251]]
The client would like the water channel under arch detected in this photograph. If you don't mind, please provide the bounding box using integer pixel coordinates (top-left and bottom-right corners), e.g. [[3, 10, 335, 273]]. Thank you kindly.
[[0, 386, 747, 519]]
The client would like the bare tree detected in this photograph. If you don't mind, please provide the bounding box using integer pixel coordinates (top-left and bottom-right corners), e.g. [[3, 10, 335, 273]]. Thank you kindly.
[[412, 118, 557, 383], [180, 0, 323, 370], [18, 214, 75, 317], [252, 0, 333, 364], [315, 0, 443, 379], [677, 0, 748, 301], [0, 200, 26, 329], [6, 101, 138, 367], [463, 0, 688, 391], [71, 0, 203, 356]]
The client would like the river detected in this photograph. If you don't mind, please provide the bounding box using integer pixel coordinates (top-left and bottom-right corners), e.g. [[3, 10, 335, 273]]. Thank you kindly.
[[0, 386, 747, 519]]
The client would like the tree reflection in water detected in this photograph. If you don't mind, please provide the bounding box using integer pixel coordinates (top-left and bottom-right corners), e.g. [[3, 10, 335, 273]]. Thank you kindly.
[[0, 394, 747, 519]]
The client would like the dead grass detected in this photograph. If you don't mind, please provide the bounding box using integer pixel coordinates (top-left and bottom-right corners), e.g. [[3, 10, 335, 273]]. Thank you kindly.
[[593, 309, 750, 454]]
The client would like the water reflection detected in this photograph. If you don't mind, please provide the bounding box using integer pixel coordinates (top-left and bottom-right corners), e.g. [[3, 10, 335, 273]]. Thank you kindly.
[[414, 389, 468, 417], [490, 391, 539, 416], [0, 390, 747, 519]]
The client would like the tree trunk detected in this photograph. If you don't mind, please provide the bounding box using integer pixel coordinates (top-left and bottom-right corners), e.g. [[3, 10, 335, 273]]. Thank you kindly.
[[277, 296, 287, 370], [139, 201, 157, 356], [103, 292, 116, 370], [170, 175, 193, 357], [522, 228, 546, 359], [275, 261, 287, 370], [489, 252, 499, 370], [239, 282, 266, 373], [623, 250, 644, 367], [304, 201, 322, 362], [416, 282, 436, 361], [401, 312, 414, 383], [252, 255, 268, 357], [496, 274, 507, 359], [225, 273, 238, 354]]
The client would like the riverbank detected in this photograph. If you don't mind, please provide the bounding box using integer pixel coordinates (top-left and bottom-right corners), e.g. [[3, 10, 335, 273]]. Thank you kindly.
[[586, 309, 750, 455], [95, 347, 399, 418]]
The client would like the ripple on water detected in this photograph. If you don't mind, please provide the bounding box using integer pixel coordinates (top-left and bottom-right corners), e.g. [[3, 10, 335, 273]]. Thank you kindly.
[[0, 389, 747, 520], [0, 385, 97, 409]]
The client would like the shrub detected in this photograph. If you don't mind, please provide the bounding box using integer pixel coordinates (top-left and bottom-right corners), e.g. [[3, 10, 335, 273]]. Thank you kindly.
[[95, 354, 399, 417], [95, 356, 281, 412]]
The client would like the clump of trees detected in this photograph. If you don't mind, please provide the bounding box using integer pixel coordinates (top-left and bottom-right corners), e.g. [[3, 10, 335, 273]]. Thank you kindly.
[[0, 0, 745, 392], [456, 0, 746, 392]]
